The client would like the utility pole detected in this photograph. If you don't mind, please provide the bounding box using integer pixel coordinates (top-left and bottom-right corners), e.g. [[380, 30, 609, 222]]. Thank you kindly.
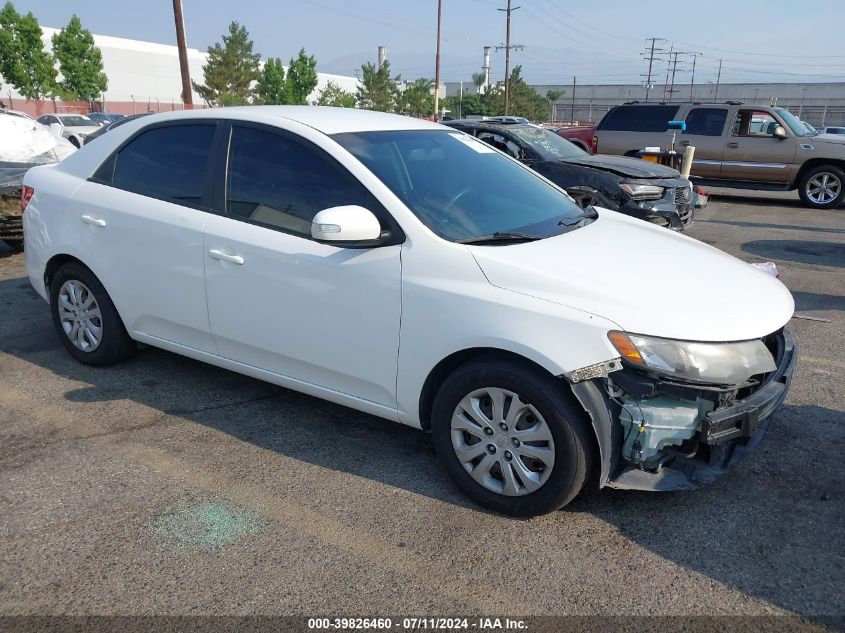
[[640, 37, 665, 102], [688, 52, 701, 101], [497, 0, 522, 115], [662, 44, 673, 101], [570, 76, 576, 124], [172, 0, 193, 109], [714, 59, 722, 101], [433, 0, 443, 121]]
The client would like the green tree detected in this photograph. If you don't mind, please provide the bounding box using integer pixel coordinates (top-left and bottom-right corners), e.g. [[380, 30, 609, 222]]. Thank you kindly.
[[471, 72, 486, 94], [51, 14, 106, 101], [315, 81, 356, 108], [257, 57, 287, 104], [356, 60, 400, 112], [0, 2, 57, 99], [504, 66, 548, 120], [546, 89, 565, 121], [400, 78, 433, 117], [192, 21, 260, 106], [286, 48, 318, 105]]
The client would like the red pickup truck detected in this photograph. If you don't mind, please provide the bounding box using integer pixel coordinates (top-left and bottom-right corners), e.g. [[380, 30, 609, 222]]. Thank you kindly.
[[557, 124, 597, 153]]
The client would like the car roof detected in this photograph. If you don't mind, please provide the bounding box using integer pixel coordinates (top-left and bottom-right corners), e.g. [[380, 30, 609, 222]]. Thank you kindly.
[[123, 106, 445, 135], [446, 119, 534, 132]]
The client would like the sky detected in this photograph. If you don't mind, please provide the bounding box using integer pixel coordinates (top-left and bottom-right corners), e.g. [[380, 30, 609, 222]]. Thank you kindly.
[[13, 0, 845, 86]]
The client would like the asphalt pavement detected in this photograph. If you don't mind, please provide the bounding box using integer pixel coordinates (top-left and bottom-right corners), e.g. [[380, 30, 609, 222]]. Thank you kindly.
[[0, 190, 842, 625]]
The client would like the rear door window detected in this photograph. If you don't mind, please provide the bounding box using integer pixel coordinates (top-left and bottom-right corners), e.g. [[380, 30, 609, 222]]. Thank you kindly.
[[597, 105, 680, 132], [96, 123, 216, 207], [683, 108, 728, 136]]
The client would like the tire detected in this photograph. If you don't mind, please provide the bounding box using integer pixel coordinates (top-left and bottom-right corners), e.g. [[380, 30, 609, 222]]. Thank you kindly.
[[798, 165, 845, 209], [431, 359, 593, 517], [49, 262, 136, 366], [2, 239, 23, 252]]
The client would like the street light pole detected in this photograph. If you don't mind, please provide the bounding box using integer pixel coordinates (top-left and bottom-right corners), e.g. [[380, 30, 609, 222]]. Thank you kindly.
[[498, 0, 520, 115], [433, 0, 443, 121]]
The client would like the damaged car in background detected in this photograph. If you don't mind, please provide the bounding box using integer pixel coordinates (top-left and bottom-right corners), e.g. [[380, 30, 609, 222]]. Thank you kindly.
[[446, 118, 696, 230], [1, 112, 76, 251], [22, 107, 796, 516]]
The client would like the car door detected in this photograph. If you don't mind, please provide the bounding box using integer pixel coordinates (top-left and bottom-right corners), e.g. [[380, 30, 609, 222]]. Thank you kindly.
[[722, 109, 798, 183], [202, 122, 402, 410], [69, 121, 219, 353], [680, 107, 729, 178]]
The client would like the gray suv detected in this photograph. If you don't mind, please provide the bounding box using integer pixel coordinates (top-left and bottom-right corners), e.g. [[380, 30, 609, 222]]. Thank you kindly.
[[593, 102, 845, 209]]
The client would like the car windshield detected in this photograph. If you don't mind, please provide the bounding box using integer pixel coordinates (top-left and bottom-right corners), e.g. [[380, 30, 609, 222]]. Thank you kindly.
[[507, 125, 586, 160], [776, 108, 813, 136], [333, 130, 591, 243], [59, 115, 94, 126]]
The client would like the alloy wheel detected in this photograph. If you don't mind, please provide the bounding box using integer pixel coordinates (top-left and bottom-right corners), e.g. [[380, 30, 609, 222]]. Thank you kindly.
[[806, 172, 842, 205], [450, 387, 555, 496], [57, 279, 103, 352]]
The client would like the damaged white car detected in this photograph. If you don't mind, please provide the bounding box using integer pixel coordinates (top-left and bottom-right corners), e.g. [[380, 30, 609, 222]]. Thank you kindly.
[[22, 107, 796, 516]]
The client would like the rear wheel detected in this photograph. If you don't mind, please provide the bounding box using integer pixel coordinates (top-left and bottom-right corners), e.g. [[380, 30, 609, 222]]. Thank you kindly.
[[798, 165, 845, 209], [49, 262, 136, 365], [431, 360, 592, 517]]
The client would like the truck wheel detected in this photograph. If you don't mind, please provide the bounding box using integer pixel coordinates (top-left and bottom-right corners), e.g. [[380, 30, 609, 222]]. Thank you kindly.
[[431, 359, 593, 517], [798, 165, 845, 209]]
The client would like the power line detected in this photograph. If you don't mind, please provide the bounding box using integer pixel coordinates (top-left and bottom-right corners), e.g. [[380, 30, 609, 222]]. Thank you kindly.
[[640, 37, 666, 102]]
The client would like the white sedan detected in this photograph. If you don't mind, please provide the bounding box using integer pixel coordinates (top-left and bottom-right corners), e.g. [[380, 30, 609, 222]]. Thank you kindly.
[[22, 107, 797, 516]]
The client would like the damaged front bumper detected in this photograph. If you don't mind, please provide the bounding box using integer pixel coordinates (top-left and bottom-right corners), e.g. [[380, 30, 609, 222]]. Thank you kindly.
[[571, 328, 797, 492], [619, 177, 694, 232]]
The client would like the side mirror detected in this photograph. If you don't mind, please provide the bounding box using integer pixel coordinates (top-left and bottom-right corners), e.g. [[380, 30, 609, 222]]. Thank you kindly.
[[773, 125, 788, 139], [311, 205, 382, 244]]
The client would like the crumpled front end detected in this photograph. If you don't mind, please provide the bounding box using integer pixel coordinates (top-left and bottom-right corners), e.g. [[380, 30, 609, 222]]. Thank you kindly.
[[570, 327, 797, 492], [618, 176, 695, 231]]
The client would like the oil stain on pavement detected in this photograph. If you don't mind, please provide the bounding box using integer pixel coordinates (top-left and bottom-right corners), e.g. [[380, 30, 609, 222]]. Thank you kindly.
[[149, 502, 260, 550]]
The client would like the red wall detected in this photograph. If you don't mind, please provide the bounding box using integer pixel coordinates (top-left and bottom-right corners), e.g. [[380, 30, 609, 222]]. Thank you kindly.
[[3, 99, 206, 117]]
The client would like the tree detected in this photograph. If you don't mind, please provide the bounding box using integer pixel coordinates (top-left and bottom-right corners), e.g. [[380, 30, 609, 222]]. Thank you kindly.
[[546, 89, 565, 121], [503, 66, 549, 120], [400, 78, 433, 117], [471, 72, 486, 94], [257, 57, 286, 105], [192, 21, 260, 106], [286, 48, 318, 105], [315, 81, 356, 108], [51, 15, 107, 101], [0, 2, 57, 99], [356, 60, 400, 112]]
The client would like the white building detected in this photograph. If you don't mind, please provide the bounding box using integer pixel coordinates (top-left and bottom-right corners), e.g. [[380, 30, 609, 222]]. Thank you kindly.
[[1, 27, 358, 115]]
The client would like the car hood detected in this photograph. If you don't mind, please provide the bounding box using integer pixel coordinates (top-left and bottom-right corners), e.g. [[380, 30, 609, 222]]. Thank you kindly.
[[561, 153, 680, 179], [812, 133, 845, 145], [469, 210, 794, 342], [63, 125, 100, 135]]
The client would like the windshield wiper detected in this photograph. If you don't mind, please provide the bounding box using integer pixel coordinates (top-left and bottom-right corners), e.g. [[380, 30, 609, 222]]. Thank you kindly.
[[458, 231, 542, 245]]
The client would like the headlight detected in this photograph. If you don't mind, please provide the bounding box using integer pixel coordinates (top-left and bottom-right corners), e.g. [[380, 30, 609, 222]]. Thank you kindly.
[[619, 183, 664, 201], [607, 331, 776, 385]]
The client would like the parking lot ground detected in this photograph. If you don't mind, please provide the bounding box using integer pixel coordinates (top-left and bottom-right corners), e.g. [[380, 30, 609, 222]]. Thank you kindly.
[[0, 190, 843, 624]]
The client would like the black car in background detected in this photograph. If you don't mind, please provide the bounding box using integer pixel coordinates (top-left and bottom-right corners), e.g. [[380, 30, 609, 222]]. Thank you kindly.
[[445, 118, 694, 230], [83, 112, 152, 145]]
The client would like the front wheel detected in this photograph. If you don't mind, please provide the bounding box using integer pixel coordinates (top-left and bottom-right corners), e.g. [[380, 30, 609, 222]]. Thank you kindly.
[[431, 360, 593, 517], [798, 165, 845, 209]]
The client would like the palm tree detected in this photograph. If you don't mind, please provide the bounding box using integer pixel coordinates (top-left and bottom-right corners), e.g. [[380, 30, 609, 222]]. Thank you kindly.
[[472, 72, 486, 95]]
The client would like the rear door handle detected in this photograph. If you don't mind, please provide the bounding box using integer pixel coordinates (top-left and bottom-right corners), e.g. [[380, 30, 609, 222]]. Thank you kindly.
[[679, 140, 690, 146], [726, 142, 739, 149], [208, 249, 245, 265], [81, 214, 106, 227]]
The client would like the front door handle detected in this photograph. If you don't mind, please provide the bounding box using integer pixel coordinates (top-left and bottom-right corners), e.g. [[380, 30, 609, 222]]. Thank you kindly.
[[208, 249, 245, 265], [726, 142, 739, 149], [81, 214, 106, 227]]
